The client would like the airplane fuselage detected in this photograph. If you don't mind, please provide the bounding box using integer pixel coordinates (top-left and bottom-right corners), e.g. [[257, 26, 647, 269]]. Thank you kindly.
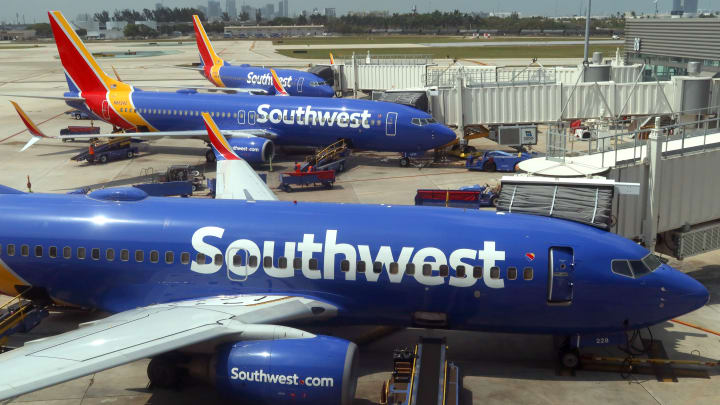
[[0, 191, 707, 336], [66, 89, 454, 152], [207, 64, 335, 98]]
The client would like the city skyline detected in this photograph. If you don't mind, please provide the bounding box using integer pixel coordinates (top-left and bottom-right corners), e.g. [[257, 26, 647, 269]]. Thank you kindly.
[[1, 0, 716, 24]]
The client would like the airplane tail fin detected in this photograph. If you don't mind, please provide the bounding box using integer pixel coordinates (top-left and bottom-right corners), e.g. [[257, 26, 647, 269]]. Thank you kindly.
[[192, 15, 224, 69], [270, 69, 289, 96], [329, 53, 335, 65], [10, 101, 53, 152], [48, 11, 121, 94], [202, 113, 240, 161]]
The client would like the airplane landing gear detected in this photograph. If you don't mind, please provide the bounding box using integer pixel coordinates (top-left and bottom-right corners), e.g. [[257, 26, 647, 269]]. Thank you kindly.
[[147, 357, 181, 388], [559, 347, 581, 369], [205, 149, 216, 163]]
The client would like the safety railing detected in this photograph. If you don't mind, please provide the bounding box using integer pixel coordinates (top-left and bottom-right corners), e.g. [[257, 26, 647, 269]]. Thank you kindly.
[[427, 66, 559, 88], [546, 111, 720, 169]]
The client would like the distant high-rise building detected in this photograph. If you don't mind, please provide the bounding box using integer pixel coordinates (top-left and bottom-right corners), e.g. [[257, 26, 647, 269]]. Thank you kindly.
[[263, 3, 275, 19], [278, 1, 284, 18], [198, 5, 208, 17], [683, 0, 698, 15], [283, 0, 289, 17], [226, 0, 237, 19], [325, 8, 336, 18], [207, 1, 221, 20]]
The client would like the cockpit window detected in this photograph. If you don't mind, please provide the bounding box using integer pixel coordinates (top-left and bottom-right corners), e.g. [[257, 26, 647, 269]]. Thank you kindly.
[[611, 260, 633, 278], [612, 254, 663, 279], [642, 254, 663, 271], [310, 81, 328, 87], [411, 118, 436, 126]]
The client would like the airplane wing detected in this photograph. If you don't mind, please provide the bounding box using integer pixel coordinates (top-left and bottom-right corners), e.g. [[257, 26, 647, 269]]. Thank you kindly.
[[203, 112, 278, 201], [9, 101, 55, 152], [0, 294, 336, 401], [57, 128, 279, 140], [0, 93, 86, 101]]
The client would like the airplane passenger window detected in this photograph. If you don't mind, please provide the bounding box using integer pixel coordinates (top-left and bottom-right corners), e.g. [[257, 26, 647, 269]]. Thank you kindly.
[[21, 245, 29, 257], [263, 256, 273, 267], [389, 262, 399, 274], [91, 248, 100, 260], [523, 267, 533, 280], [0, 244, 2, 255], [490, 267, 500, 279], [106, 249, 115, 261], [49, 246, 57, 259], [165, 251, 174, 264], [181, 252, 190, 265], [507, 267, 517, 280], [373, 261, 382, 274], [422, 264, 432, 276], [77, 247, 86, 260], [7, 244, 14, 256], [233, 254, 242, 266], [63, 246, 71, 259], [341, 260, 350, 272], [357, 261, 366, 273], [293, 257, 302, 270], [120, 249, 129, 262], [405, 263, 415, 275], [238, 110, 246, 124], [439, 265, 449, 277], [309, 258, 318, 270], [278, 257, 287, 269], [150, 251, 160, 263], [611, 260, 633, 278], [34, 245, 42, 258], [473, 266, 483, 279], [213, 253, 222, 266], [455, 265, 466, 278], [136, 250, 145, 262]]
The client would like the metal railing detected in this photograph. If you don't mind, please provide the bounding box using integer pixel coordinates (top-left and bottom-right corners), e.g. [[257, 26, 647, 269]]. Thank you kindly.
[[546, 110, 720, 169], [343, 54, 433, 66], [427, 66, 560, 88]]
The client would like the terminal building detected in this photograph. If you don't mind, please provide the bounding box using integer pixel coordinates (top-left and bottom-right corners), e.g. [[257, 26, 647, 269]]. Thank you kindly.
[[224, 24, 324, 38], [624, 17, 720, 80]]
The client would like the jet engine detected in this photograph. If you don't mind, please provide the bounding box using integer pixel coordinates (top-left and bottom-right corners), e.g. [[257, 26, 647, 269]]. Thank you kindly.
[[227, 136, 275, 163], [214, 336, 358, 405]]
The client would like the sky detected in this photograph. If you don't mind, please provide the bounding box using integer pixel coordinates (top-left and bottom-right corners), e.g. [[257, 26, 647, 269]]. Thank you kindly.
[[1, 0, 717, 24]]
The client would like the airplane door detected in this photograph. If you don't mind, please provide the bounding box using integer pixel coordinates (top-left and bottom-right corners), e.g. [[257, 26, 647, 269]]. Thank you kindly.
[[386, 112, 398, 136], [227, 248, 249, 282], [296, 77, 304, 94], [101, 100, 111, 120], [548, 247, 574, 303]]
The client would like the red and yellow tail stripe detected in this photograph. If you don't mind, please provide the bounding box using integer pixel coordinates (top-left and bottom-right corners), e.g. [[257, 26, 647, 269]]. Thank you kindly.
[[10, 101, 49, 138], [329, 53, 335, 65], [202, 113, 239, 160], [192, 15, 225, 87], [48, 11, 156, 132], [270, 69, 288, 96]]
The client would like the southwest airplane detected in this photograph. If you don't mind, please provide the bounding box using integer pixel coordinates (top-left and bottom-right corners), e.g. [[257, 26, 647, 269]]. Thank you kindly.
[[5, 11, 455, 165], [0, 113, 709, 404], [190, 15, 335, 98]]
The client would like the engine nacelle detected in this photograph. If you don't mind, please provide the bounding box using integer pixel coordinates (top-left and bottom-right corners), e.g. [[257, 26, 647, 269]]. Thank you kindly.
[[227, 136, 274, 163], [215, 336, 358, 405]]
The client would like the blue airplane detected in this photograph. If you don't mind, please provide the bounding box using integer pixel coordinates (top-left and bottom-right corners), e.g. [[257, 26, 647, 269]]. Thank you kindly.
[[189, 15, 336, 98], [4, 11, 455, 166], [0, 114, 709, 404]]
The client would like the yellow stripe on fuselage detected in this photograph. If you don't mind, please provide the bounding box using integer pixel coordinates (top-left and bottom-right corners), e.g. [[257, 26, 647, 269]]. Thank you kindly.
[[0, 259, 29, 297], [210, 63, 225, 87], [108, 90, 157, 131]]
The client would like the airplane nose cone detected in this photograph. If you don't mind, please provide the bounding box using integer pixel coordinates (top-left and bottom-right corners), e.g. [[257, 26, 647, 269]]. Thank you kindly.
[[681, 275, 710, 312], [435, 125, 457, 147], [662, 265, 710, 315]]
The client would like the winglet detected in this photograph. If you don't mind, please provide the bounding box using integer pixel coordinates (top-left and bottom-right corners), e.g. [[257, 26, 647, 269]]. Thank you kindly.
[[270, 69, 289, 96], [10, 101, 52, 152], [329, 52, 335, 65], [202, 112, 240, 161]]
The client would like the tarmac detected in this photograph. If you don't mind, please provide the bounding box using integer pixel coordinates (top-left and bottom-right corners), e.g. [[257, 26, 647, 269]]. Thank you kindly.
[[0, 40, 718, 405]]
